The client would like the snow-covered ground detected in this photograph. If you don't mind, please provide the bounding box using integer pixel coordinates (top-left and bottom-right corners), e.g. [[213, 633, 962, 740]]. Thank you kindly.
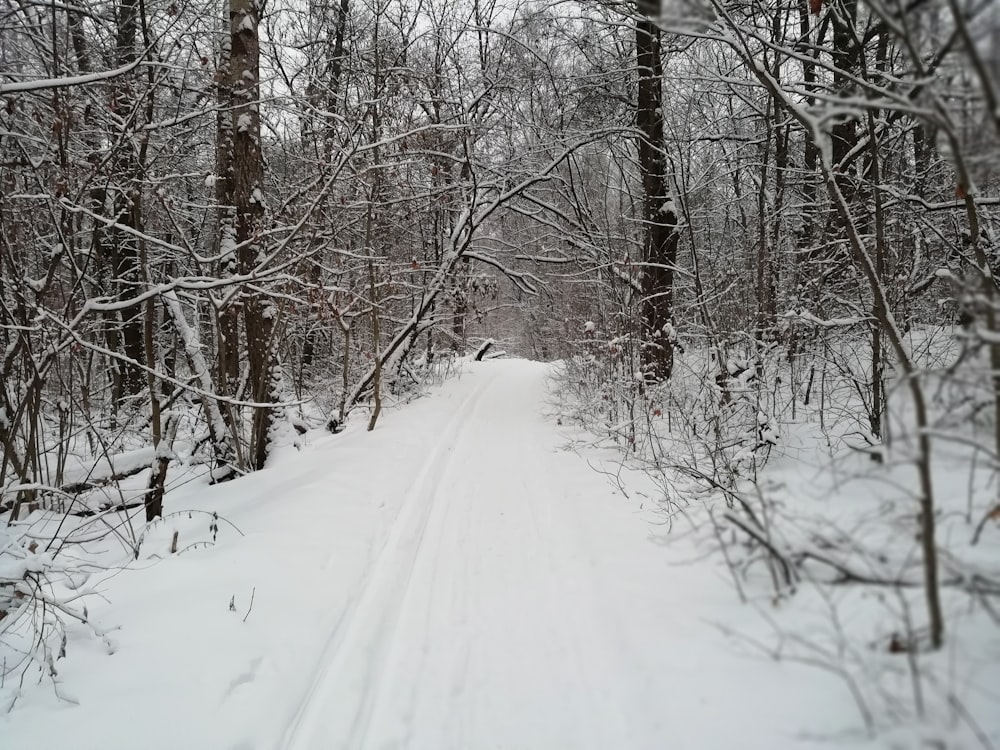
[[0, 359, 977, 749]]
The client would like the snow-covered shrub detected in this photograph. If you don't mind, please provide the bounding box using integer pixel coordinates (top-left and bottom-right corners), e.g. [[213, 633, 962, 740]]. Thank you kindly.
[[0, 525, 94, 710], [557, 326, 783, 491], [554, 321, 1000, 743]]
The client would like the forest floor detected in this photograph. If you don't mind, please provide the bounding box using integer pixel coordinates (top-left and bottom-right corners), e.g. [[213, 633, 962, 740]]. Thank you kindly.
[[1, 359, 994, 749]]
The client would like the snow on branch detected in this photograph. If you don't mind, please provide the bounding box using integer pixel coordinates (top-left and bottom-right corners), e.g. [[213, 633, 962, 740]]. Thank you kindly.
[[0, 58, 145, 95], [781, 309, 871, 328]]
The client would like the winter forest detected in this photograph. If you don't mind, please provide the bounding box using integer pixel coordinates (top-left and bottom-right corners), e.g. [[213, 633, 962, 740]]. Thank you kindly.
[[3, 0, 1000, 747]]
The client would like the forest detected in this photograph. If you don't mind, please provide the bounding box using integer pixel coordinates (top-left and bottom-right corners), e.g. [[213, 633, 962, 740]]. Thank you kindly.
[[2, 0, 1000, 744]]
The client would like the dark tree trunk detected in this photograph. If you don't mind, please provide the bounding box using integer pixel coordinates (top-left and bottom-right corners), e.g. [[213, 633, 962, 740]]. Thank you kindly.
[[829, 0, 862, 215], [635, 0, 677, 381], [796, 0, 821, 277], [114, 0, 146, 398], [228, 0, 276, 470], [215, 7, 240, 398]]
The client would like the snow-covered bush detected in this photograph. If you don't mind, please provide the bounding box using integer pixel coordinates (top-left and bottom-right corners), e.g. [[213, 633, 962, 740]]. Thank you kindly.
[[553, 321, 1000, 743], [0, 525, 94, 710]]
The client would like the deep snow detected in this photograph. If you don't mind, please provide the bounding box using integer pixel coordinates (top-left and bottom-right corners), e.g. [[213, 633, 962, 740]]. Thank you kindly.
[[2, 360, 910, 748]]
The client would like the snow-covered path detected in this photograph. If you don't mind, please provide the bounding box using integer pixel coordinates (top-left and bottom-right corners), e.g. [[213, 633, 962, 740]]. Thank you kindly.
[[277, 361, 850, 750], [3, 360, 858, 750], [283, 362, 663, 749]]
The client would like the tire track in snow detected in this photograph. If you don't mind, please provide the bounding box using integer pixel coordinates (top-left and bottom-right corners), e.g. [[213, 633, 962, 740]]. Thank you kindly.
[[278, 369, 498, 750]]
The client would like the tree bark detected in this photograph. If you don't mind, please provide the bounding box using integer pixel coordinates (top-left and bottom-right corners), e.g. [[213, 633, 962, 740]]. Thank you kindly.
[[225, 0, 277, 470], [216, 7, 240, 398], [635, 0, 677, 382], [113, 0, 146, 398]]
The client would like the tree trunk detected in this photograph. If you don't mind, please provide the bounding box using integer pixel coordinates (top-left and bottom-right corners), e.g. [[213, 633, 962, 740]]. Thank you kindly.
[[216, 7, 240, 398], [225, 0, 276, 470], [162, 291, 238, 479], [114, 0, 146, 398], [830, 0, 860, 194], [635, 0, 677, 382]]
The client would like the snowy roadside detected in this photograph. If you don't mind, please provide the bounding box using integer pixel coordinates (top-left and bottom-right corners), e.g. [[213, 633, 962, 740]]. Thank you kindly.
[[553, 335, 1000, 750]]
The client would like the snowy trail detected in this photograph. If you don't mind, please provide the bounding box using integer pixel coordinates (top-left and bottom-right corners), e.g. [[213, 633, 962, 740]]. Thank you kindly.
[[2, 359, 863, 750], [279, 368, 501, 747], [283, 361, 672, 749]]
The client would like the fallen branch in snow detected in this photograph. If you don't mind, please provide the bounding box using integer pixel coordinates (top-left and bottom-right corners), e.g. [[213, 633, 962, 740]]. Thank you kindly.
[[474, 339, 495, 361], [66, 500, 146, 518], [781, 309, 872, 328], [0, 483, 147, 521]]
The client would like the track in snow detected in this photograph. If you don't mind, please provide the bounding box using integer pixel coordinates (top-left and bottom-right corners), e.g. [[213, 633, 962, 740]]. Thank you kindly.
[[276, 360, 777, 750], [281, 361, 667, 750], [280, 367, 501, 749]]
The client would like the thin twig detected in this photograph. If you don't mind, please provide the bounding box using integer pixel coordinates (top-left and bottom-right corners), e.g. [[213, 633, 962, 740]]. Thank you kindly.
[[243, 587, 255, 623]]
